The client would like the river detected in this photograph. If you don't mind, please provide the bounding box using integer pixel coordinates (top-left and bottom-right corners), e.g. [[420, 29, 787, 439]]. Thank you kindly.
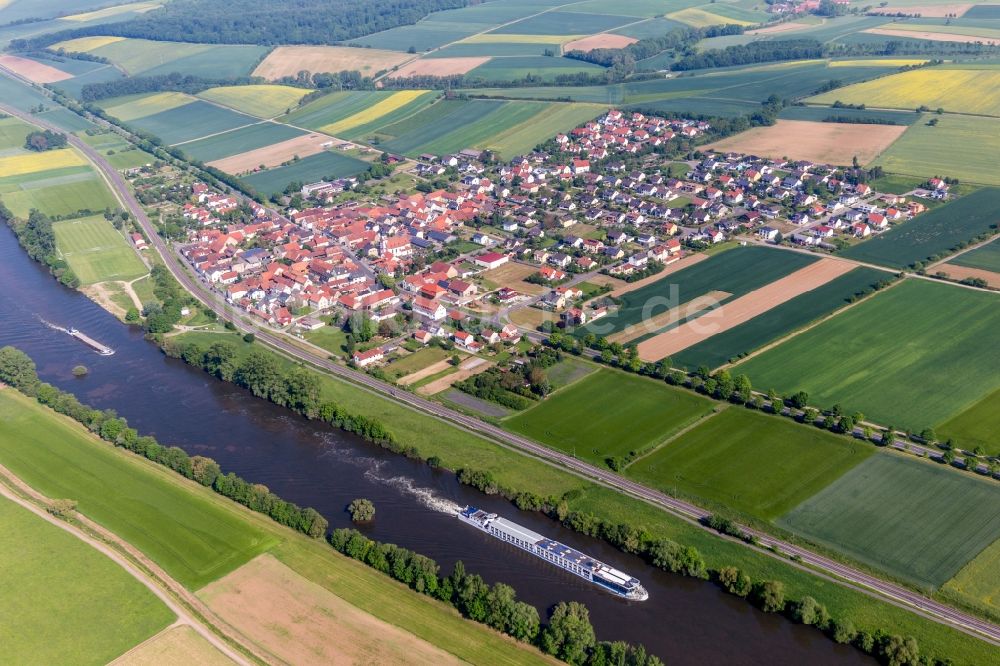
[[0, 225, 869, 664]]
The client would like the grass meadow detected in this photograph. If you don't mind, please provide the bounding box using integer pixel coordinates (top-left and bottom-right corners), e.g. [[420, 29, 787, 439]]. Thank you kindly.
[[873, 114, 1000, 186], [53, 215, 147, 284], [627, 408, 872, 520], [504, 368, 717, 465], [673, 267, 888, 369], [735, 279, 1000, 431], [0, 496, 174, 665], [838, 188, 1000, 268], [0, 390, 277, 589], [778, 454, 1000, 588]]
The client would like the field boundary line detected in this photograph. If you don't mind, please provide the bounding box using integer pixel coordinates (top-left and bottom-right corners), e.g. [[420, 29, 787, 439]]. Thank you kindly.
[[721, 274, 906, 373], [170, 120, 268, 147], [0, 462, 261, 666], [625, 406, 728, 470]]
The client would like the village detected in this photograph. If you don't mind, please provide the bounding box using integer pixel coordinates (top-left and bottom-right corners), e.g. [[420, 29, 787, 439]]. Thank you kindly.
[[128, 107, 942, 401]]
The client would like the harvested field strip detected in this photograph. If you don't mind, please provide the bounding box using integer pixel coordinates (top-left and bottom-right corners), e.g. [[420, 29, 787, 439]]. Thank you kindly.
[[0, 390, 277, 590], [397, 359, 453, 386], [636, 258, 856, 361], [199, 554, 463, 666], [0, 495, 174, 666], [947, 236, 1000, 271], [937, 263, 1000, 288], [110, 625, 234, 666], [101, 92, 195, 122], [610, 253, 708, 297], [197, 85, 313, 119], [564, 34, 637, 52], [627, 408, 872, 520], [705, 120, 907, 166], [609, 290, 730, 345], [736, 279, 1000, 430], [504, 369, 717, 466], [0, 148, 85, 177], [180, 122, 305, 164], [0, 54, 71, 83], [778, 454, 1000, 588], [62, 2, 162, 22], [206, 132, 332, 174], [417, 357, 491, 395], [389, 57, 491, 78], [253, 46, 411, 80], [320, 90, 430, 136], [674, 267, 888, 370], [579, 246, 815, 338], [52, 35, 126, 52]]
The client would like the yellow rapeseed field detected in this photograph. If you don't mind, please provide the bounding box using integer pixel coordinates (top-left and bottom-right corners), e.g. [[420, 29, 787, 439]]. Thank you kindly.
[[198, 85, 313, 119], [320, 90, 429, 136], [829, 59, 930, 67], [101, 91, 194, 121], [52, 36, 126, 52], [0, 149, 87, 178], [810, 68, 1000, 117], [668, 8, 754, 27]]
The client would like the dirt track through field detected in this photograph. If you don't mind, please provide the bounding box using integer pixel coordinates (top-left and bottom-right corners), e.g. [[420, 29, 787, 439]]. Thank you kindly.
[[0, 55, 72, 83], [609, 290, 731, 345], [417, 357, 491, 395], [610, 252, 707, 297], [938, 263, 1000, 288], [389, 57, 491, 78], [198, 554, 462, 666], [397, 359, 452, 386], [637, 258, 855, 361], [206, 133, 336, 174]]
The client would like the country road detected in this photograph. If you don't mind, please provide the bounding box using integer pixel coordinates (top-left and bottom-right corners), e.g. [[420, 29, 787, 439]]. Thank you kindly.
[[4, 99, 1000, 649]]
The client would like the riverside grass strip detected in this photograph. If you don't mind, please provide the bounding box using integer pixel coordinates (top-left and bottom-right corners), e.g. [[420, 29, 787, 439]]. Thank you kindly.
[[0, 390, 277, 589]]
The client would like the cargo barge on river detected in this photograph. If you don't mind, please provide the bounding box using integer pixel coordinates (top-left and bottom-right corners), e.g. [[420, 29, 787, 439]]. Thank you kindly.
[[458, 506, 648, 601]]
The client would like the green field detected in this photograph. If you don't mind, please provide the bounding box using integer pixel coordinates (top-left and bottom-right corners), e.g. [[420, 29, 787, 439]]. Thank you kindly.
[[494, 10, 636, 35], [627, 408, 872, 520], [779, 105, 920, 124], [197, 84, 313, 119], [949, 237, 1000, 272], [283, 90, 403, 129], [240, 150, 369, 196], [674, 267, 889, 370], [0, 115, 32, 149], [52, 215, 147, 284], [179, 122, 305, 163], [121, 101, 259, 146], [0, 495, 174, 665], [736, 279, 1000, 432], [937, 386, 1000, 456], [942, 536, 1000, 619], [78, 37, 266, 77], [874, 114, 1000, 186], [838, 188, 1000, 268], [778, 454, 1000, 588], [465, 56, 606, 82], [0, 171, 118, 219], [0, 390, 276, 589], [504, 368, 717, 465], [578, 246, 816, 339]]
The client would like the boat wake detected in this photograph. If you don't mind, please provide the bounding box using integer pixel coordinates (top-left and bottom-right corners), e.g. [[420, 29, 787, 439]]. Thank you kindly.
[[365, 471, 463, 515]]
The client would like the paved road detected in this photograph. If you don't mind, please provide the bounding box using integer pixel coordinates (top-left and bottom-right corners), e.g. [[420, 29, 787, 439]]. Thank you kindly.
[[6, 101, 1000, 648]]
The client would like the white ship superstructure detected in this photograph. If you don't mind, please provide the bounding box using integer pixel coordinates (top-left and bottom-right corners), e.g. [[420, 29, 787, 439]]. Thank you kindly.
[[458, 506, 648, 601]]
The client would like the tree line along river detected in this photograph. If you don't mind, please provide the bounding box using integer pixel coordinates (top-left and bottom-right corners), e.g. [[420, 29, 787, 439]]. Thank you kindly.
[[0, 225, 870, 665]]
